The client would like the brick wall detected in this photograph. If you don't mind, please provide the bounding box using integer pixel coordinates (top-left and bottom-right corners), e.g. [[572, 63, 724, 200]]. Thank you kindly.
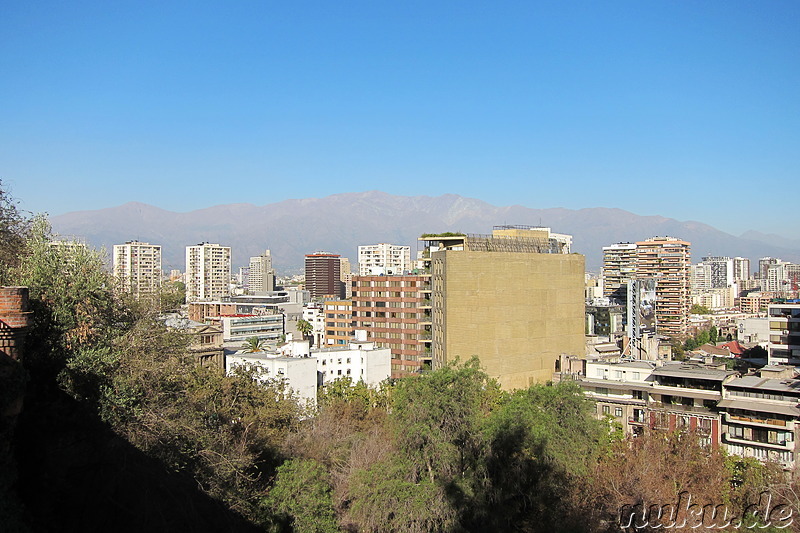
[[0, 286, 33, 362]]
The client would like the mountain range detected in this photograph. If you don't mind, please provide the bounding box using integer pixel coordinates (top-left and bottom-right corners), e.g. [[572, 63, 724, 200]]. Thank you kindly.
[[50, 191, 800, 274]]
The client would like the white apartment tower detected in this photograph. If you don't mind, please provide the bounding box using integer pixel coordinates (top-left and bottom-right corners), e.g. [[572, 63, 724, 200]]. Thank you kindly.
[[186, 243, 231, 302], [249, 250, 275, 294], [700, 256, 734, 289], [358, 243, 411, 276], [113, 241, 162, 299], [732, 257, 750, 282]]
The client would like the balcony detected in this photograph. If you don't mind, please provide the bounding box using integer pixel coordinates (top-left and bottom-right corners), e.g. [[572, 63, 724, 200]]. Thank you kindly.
[[723, 433, 793, 451], [723, 412, 789, 428]]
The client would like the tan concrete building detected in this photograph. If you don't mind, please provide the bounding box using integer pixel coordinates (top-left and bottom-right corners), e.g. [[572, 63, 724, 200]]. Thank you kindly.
[[420, 226, 584, 390]]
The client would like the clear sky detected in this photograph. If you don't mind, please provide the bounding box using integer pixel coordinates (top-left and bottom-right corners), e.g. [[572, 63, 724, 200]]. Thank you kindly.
[[2, 1, 798, 238]]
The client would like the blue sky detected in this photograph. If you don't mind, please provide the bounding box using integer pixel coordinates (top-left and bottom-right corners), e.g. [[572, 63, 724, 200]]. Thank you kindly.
[[2, 1, 798, 238]]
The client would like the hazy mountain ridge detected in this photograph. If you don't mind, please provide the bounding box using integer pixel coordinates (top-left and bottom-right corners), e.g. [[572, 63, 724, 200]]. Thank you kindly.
[[50, 192, 800, 273]]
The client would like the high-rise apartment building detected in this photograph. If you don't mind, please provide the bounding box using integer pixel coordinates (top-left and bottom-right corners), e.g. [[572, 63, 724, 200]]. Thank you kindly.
[[352, 274, 431, 377], [763, 261, 799, 294], [691, 263, 712, 295], [358, 243, 411, 276], [421, 226, 584, 390], [732, 257, 750, 282], [759, 258, 780, 282], [185, 243, 231, 302], [305, 252, 344, 300], [635, 237, 691, 338], [249, 250, 275, 294], [601, 243, 638, 303], [113, 241, 162, 299], [701, 256, 734, 289]]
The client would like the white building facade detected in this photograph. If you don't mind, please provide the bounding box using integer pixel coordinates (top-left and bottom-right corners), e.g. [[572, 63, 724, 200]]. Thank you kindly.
[[314, 338, 392, 387], [113, 240, 162, 299], [358, 243, 411, 276], [226, 352, 317, 407], [186, 243, 232, 302]]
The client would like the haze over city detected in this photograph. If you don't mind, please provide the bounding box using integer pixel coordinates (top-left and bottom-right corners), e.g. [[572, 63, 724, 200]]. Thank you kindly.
[[2, 1, 798, 239]]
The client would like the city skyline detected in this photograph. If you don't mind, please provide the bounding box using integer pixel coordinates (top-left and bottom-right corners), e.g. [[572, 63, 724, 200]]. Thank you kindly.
[[2, 2, 798, 239]]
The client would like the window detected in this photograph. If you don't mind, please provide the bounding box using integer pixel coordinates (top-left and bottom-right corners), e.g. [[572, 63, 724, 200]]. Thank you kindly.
[[602, 405, 610, 415], [614, 407, 623, 417]]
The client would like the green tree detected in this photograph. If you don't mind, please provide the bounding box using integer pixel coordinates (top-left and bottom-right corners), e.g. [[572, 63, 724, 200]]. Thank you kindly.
[[683, 337, 698, 351], [15, 216, 133, 392], [159, 280, 185, 311], [346, 456, 455, 533], [690, 304, 712, 315], [709, 325, 719, 344], [261, 458, 340, 533], [0, 179, 31, 283], [475, 381, 611, 531], [296, 319, 313, 341], [243, 336, 266, 353], [102, 319, 302, 518]]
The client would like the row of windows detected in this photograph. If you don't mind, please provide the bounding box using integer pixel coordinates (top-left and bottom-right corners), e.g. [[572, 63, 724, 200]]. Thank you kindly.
[[728, 425, 793, 445], [320, 357, 358, 365], [729, 389, 800, 403], [355, 281, 420, 288], [601, 405, 624, 417], [596, 369, 642, 380]]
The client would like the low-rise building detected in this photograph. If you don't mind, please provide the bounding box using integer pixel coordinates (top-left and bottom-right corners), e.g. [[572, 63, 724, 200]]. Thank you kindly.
[[580, 360, 656, 437], [314, 337, 392, 387], [563, 356, 800, 470], [212, 313, 284, 346], [302, 304, 325, 347], [226, 352, 317, 407], [719, 372, 800, 469], [187, 323, 225, 369]]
